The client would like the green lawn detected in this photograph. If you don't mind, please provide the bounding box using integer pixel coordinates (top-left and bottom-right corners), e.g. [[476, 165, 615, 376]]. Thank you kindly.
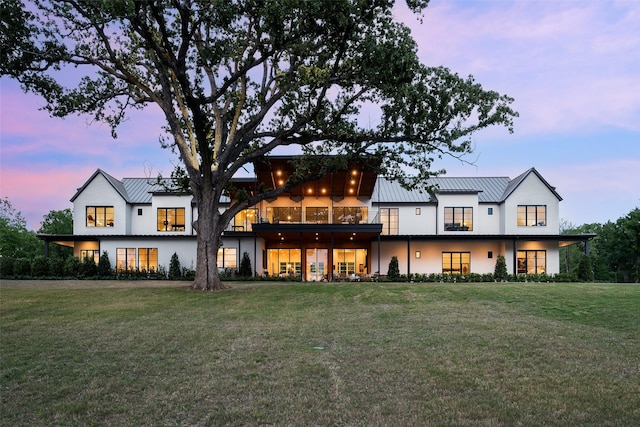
[[1, 280, 638, 426]]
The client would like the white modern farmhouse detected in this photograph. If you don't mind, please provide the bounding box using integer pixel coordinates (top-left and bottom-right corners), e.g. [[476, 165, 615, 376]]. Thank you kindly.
[[40, 156, 591, 280]]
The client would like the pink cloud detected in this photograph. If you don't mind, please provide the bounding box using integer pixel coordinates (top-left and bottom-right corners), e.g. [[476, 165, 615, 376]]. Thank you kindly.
[[394, 1, 640, 137]]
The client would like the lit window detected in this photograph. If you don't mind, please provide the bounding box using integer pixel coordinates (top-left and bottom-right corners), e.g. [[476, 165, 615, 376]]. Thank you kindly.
[[379, 208, 399, 235], [138, 248, 158, 272], [517, 205, 546, 227], [416, 208, 421, 215], [442, 252, 471, 274], [444, 207, 473, 231], [233, 208, 258, 231], [306, 207, 329, 224], [517, 250, 546, 274], [157, 208, 185, 231], [333, 207, 367, 224], [116, 248, 136, 271], [217, 248, 238, 270], [80, 250, 100, 264], [415, 251, 421, 259], [86, 206, 114, 227]]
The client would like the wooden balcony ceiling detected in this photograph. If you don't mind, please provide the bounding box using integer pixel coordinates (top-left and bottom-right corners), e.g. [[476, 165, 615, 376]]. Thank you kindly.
[[253, 156, 380, 199]]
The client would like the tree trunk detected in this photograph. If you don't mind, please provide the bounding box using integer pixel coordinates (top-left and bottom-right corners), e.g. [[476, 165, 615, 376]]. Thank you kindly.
[[191, 190, 228, 291]]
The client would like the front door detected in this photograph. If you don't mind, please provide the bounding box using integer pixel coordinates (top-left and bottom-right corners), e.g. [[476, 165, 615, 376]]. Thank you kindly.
[[306, 248, 328, 281]]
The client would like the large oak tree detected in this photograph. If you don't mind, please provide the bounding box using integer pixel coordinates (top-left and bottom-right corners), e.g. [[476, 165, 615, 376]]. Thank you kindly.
[[1, 0, 517, 289]]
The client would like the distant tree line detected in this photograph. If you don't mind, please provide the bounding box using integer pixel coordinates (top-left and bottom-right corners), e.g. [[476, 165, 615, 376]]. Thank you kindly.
[[560, 208, 639, 283]]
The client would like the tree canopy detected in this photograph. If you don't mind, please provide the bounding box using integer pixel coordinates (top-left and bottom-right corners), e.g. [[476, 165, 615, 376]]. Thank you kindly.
[[561, 208, 640, 283], [1, 0, 518, 289]]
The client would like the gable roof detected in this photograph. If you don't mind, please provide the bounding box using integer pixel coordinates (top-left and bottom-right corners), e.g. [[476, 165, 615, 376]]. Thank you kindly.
[[500, 168, 562, 201], [70, 169, 189, 204], [70, 169, 130, 203]]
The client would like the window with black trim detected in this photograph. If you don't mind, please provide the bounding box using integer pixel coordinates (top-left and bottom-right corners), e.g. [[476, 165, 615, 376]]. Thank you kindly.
[[517, 250, 546, 274], [116, 248, 136, 271], [138, 248, 158, 272], [444, 207, 473, 231], [379, 208, 398, 235], [266, 207, 301, 223], [217, 248, 238, 269], [517, 205, 546, 227], [86, 206, 114, 227], [306, 207, 329, 224], [80, 250, 100, 264], [442, 252, 470, 274], [333, 207, 367, 224], [157, 208, 185, 231]]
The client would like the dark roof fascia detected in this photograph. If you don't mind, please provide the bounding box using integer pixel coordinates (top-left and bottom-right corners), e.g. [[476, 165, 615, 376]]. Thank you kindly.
[[437, 189, 482, 194], [372, 201, 437, 206], [37, 234, 198, 242], [379, 233, 596, 242], [252, 222, 383, 234]]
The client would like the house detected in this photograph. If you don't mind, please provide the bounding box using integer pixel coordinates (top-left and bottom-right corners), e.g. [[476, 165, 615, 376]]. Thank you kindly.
[[39, 156, 592, 279]]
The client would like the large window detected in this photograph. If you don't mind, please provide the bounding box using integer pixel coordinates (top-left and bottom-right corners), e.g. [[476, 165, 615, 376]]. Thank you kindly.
[[306, 207, 329, 224], [116, 248, 136, 271], [333, 248, 367, 279], [217, 248, 237, 270], [86, 206, 114, 227], [267, 248, 301, 277], [233, 208, 258, 231], [138, 248, 158, 272], [157, 208, 185, 231], [442, 252, 471, 274], [517, 250, 546, 274], [333, 207, 368, 224], [444, 207, 473, 231], [266, 207, 302, 223], [379, 208, 398, 235], [517, 205, 546, 227]]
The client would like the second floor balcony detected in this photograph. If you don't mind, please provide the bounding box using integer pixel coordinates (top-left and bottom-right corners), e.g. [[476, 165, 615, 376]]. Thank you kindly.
[[228, 206, 373, 232]]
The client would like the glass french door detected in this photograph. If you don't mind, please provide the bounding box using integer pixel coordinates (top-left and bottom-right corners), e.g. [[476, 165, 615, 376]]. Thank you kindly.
[[306, 249, 328, 281]]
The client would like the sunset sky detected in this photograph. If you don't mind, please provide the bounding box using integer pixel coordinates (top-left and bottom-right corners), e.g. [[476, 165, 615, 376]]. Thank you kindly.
[[1, 0, 639, 230]]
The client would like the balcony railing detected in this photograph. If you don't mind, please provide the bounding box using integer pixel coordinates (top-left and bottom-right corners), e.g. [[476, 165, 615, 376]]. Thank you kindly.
[[226, 210, 383, 232]]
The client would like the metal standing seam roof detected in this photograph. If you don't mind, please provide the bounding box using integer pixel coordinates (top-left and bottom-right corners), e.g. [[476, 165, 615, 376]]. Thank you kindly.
[[122, 178, 174, 204], [372, 176, 512, 203], [73, 167, 557, 206]]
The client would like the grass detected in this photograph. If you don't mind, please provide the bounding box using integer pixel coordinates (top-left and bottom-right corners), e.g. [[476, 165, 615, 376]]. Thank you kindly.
[[1, 280, 638, 426]]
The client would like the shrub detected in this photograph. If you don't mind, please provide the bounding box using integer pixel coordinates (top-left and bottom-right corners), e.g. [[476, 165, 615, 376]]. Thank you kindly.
[[47, 257, 65, 277], [494, 255, 508, 281], [13, 258, 32, 277], [387, 256, 400, 281], [98, 251, 113, 277], [182, 266, 195, 281], [64, 256, 81, 278], [31, 255, 49, 277], [80, 255, 97, 278], [239, 252, 252, 277], [169, 252, 181, 279], [0, 257, 15, 277], [576, 254, 594, 282]]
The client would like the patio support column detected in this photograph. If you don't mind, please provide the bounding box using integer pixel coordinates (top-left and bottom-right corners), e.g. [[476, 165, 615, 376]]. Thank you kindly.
[[513, 238, 518, 275], [377, 234, 381, 278], [300, 232, 304, 281], [407, 237, 411, 279], [331, 232, 335, 281]]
